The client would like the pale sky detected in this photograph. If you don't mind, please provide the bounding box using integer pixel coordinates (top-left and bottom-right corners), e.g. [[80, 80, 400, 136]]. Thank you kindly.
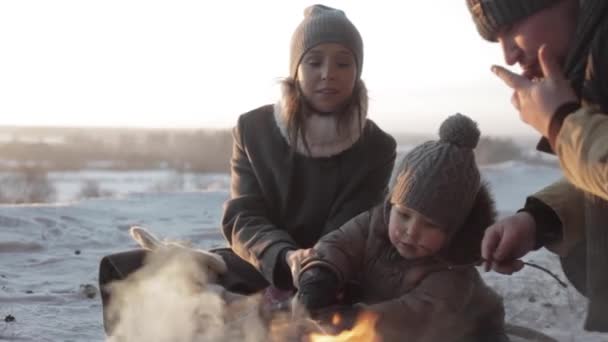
[[0, 0, 536, 136]]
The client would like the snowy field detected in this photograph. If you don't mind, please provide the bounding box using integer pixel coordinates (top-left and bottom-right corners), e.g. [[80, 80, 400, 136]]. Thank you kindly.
[[0, 161, 606, 341]]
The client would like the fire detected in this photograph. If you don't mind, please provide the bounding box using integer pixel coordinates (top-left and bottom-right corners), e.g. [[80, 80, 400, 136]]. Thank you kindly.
[[331, 313, 342, 326], [309, 311, 381, 342]]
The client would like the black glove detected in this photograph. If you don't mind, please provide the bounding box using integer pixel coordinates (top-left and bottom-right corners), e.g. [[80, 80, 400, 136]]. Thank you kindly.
[[273, 248, 296, 290], [296, 267, 340, 312]]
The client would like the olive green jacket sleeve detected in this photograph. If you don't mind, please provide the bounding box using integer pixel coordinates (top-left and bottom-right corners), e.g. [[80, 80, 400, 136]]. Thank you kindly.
[[554, 106, 608, 201], [530, 179, 586, 256]]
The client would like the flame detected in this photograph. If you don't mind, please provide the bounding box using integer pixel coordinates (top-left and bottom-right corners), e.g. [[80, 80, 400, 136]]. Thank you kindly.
[[309, 311, 381, 342], [331, 313, 342, 326]]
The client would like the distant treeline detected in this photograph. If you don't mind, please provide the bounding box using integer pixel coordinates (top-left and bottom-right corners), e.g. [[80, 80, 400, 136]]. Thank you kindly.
[[0, 128, 544, 172], [475, 137, 523, 165], [0, 129, 233, 172]]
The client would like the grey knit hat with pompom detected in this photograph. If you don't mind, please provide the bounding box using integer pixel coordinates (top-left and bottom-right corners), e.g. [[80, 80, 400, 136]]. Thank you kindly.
[[390, 113, 481, 235]]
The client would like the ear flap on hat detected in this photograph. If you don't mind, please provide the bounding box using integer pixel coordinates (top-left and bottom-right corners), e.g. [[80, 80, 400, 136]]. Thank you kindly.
[[439, 182, 497, 265]]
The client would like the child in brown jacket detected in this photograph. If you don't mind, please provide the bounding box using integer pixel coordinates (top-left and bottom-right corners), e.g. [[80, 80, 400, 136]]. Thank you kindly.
[[296, 114, 507, 342]]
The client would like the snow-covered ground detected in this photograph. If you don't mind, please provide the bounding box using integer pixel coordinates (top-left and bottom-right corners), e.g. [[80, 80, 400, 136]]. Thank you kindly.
[[0, 162, 606, 341]]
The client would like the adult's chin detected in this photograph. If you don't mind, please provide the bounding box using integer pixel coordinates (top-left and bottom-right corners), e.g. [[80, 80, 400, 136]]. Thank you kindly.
[[309, 97, 351, 115]]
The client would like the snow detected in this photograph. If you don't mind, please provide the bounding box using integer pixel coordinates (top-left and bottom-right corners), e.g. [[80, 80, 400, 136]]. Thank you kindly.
[[0, 162, 606, 341]]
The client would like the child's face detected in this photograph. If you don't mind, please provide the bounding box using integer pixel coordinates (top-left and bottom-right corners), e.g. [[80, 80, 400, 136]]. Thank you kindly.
[[296, 43, 357, 113], [388, 204, 447, 259]]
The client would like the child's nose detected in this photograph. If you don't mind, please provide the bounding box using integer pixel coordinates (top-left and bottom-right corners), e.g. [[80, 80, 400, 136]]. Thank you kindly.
[[405, 222, 422, 240]]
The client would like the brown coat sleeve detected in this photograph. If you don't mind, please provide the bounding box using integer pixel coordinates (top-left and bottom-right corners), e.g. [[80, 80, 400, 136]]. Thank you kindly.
[[221, 116, 297, 285], [299, 210, 372, 285], [529, 179, 586, 256], [554, 106, 608, 201], [357, 269, 477, 342]]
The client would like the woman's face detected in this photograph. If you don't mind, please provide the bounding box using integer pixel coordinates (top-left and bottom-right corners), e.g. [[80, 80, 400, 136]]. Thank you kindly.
[[296, 43, 357, 113], [388, 204, 447, 260]]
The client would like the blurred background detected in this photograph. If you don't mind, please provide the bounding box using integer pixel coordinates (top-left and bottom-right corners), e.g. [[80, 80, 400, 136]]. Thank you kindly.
[[5, 3, 601, 342], [0, 0, 554, 204]]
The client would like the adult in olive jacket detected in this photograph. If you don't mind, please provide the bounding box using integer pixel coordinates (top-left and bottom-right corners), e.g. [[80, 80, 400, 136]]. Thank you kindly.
[[467, 0, 608, 331]]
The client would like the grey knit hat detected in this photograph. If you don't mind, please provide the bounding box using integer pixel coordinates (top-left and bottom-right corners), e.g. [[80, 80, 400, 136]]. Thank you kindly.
[[390, 114, 481, 236], [290, 4, 363, 79], [466, 0, 558, 41]]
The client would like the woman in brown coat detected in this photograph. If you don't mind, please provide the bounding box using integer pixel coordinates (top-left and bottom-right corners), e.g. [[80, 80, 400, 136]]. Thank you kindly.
[[98, 4, 396, 335], [296, 114, 507, 342]]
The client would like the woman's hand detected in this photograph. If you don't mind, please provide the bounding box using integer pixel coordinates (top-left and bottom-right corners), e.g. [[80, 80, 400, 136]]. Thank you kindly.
[[285, 248, 316, 288]]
